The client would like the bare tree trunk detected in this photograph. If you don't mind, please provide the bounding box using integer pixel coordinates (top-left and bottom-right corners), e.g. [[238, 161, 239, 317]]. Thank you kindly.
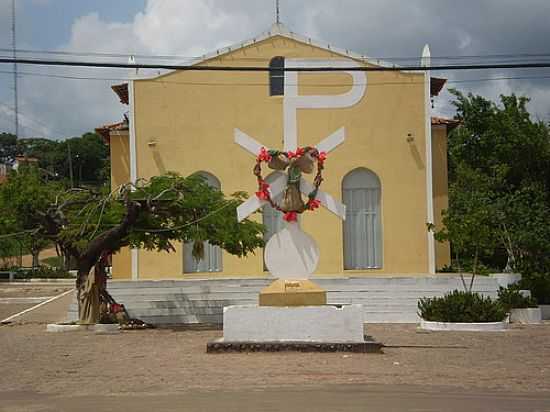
[[31, 250, 39, 269], [456, 250, 468, 292], [76, 258, 96, 324], [469, 246, 479, 293], [75, 200, 140, 324]]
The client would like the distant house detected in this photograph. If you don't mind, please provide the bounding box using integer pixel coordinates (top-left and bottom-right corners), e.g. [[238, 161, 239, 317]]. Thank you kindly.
[[0, 156, 39, 183], [98, 23, 458, 281]]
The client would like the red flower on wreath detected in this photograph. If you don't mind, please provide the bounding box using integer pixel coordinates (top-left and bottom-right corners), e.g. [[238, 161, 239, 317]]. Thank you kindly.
[[257, 147, 272, 162], [287, 147, 305, 159], [307, 198, 321, 211], [317, 151, 327, 164], [255, 181, 270, 201], [283, 211, 298, 222]]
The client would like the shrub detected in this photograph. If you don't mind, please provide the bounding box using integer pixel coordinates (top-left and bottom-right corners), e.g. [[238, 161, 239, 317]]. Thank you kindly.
[[519, 272, 550, 305], [15, 265, 73, 279], [418, 290, 507, 323], [497, 285, 538, 312]]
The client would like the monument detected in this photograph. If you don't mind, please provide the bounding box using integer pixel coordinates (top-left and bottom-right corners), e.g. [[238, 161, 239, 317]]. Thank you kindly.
[[208, 59, 382, 353]]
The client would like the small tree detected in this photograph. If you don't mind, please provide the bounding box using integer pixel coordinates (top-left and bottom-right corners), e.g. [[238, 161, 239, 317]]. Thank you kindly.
[[434, 164, 499, 291], [0, 166, 59, 269], [38, 173, 264, 324], [448, 90, 550, 275]]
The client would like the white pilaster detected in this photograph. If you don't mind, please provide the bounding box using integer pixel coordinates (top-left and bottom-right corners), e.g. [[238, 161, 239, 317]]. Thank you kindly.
[[128, 78, 139, 280], [422, 45, 436, 275]]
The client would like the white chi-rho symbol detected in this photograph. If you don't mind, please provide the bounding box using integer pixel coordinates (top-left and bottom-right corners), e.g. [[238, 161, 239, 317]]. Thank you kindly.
[[235, 59, 367, 279]]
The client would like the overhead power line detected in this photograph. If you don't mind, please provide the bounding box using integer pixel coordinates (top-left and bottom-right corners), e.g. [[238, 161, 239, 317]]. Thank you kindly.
[[1, 69, 550, 87], [1, 57, 550, 72], [1, 47, 550, 63]]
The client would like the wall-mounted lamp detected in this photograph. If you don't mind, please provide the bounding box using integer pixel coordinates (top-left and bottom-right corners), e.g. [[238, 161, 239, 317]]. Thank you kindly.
[[406, 133, 415, 143], [147, 140, 157, 147]]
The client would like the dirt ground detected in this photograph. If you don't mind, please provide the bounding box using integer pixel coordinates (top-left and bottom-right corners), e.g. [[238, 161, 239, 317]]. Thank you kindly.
[[0, 282, 72, 321], [0, 322, 549, 398], [1, 283, 549, 410]]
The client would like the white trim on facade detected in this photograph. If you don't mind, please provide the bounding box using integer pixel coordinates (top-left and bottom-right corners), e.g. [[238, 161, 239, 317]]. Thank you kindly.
[[130, 23, 398, 81], [128, 79, 139, 280], [422, 45, 436, 275]]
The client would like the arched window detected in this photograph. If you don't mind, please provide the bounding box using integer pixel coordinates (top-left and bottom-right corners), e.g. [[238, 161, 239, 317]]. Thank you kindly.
[[269, 56, 285, 96], [342, 168, 382, 269], [183, 172, 223, 273]]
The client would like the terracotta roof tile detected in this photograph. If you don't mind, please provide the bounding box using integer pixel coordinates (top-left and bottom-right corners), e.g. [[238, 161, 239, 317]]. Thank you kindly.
[[95, 121, 129, 144]]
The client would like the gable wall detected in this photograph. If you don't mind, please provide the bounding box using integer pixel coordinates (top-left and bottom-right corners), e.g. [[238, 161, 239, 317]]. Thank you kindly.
[[128, 35, 431, 279]]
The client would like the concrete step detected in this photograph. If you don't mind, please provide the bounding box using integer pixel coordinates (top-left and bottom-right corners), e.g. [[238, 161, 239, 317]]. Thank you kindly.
[[65, 276, 503, 324]]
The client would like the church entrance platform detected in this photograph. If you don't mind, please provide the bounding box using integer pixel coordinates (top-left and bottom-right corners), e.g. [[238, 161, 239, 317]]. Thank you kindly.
[[66, 275, 513, 325]]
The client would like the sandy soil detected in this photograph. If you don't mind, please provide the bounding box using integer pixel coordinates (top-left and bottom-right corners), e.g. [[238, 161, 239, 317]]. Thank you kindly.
[[0, 283, 72, 321], [0, 283, 72, 299], [0, 322, 549, 398]]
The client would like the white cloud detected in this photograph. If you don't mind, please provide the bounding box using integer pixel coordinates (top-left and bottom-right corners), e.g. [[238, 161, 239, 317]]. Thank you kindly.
[[4, 0, 550, 139]]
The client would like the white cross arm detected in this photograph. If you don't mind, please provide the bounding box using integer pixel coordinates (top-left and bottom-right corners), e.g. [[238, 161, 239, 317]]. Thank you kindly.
[[235, 128, 265, 156], [236, 174, 287, 222], [315, 127, 345, 154], [300, 178, 346, 220]]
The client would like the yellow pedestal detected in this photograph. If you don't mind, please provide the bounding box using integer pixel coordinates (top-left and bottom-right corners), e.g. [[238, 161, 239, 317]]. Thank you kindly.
[[259, 279, 327, 307]]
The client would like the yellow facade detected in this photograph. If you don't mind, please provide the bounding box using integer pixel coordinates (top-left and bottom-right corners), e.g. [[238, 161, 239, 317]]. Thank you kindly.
[[108, 34, 451, 280]]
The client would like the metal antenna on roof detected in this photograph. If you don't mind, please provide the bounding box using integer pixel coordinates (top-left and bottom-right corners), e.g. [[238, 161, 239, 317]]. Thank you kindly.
[[276, 0, 280, 24]]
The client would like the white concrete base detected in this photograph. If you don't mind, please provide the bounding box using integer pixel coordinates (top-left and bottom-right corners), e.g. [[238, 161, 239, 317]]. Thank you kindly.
[[509, 307, 542, 324], [223, 304, 364, 343], [46, 323, 120, 334], [420, 319, 508, 332], [539, 305, 550, 320]]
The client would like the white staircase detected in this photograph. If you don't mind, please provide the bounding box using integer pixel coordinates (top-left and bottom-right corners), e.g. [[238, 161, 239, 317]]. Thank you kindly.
[[67, 275, 508, 324]]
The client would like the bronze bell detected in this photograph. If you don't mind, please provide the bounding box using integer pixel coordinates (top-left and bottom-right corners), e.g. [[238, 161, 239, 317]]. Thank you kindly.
[[281, 185, 305, 213], [268, 153, 290, 171], [294, 148, 316, 174]]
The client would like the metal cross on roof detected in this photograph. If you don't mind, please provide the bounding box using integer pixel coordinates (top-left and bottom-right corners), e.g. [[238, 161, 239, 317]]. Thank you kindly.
[[235, 58, 368, 222]]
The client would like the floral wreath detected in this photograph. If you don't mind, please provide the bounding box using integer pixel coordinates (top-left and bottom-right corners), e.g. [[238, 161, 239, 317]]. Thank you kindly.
[[254, 146, 327, 222]]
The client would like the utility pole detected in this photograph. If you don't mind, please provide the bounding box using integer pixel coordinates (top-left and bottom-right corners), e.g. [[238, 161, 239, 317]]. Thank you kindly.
[[67, 142, 74, 188], [11, 0, 19, 138]]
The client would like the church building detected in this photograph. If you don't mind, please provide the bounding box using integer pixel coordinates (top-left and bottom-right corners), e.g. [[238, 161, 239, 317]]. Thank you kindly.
[[97, 23, 457, 281]]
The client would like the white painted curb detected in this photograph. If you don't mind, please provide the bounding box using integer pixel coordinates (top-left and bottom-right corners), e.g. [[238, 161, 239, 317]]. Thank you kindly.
[[420, 319, 508, 332], [509, 307, 542, 324], [46, 323, 120, 334]]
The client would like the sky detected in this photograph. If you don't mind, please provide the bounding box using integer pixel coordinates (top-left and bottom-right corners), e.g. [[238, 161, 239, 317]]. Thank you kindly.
[[0, 0, 549, 139]]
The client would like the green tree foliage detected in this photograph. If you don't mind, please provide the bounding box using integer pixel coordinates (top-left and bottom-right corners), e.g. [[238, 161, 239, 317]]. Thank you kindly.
[[437, 90, 550, 301], [0, 132, 17, 164], [434, 164, 499, 290], [35, 173, 264, 323], [0, 132, 109, 186], [0, 167, 60, 267]]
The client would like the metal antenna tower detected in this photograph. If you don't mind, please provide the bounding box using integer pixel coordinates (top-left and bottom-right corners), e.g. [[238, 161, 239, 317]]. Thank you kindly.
[[11, 0, 19, 138], [276, 0, 280, 24]]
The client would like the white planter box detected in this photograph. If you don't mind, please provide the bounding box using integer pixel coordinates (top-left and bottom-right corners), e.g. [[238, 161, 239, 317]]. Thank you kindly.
[[539, 305, 550, 320], [509, 307, 542, 324], [420, 319, 508, 332]]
